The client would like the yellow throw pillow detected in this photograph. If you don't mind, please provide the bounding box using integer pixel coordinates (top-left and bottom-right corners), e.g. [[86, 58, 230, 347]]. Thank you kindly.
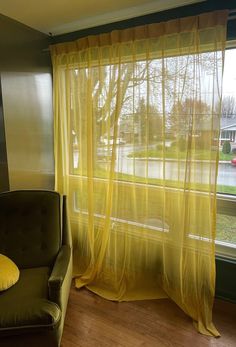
[[0, 254, 20, 291]]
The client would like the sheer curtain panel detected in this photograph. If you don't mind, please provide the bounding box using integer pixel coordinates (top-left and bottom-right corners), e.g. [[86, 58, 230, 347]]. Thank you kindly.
[[50, 10, 228, 336]]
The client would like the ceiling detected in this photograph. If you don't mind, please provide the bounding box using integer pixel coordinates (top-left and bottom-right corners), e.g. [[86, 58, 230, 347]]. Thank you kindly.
[[0, 0, 203, 36]]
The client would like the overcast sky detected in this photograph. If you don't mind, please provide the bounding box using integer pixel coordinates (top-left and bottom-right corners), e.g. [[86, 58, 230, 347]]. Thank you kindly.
[[222, 48, 236, 98]]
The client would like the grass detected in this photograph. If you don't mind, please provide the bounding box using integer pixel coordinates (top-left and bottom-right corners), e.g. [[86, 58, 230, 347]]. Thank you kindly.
[[219, 152, 235, 161], [127, 148, 235, 161], [74, 166, 236, 195], [217, 185, 236, 195], [216, 214, 236, 244]]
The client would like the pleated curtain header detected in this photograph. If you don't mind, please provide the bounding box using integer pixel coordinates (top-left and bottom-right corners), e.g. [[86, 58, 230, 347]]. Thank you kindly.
[[50, 10, 228, 55]]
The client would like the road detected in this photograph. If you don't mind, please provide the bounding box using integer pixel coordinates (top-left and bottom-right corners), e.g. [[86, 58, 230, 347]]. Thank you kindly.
[[74, 144, 236, 188]]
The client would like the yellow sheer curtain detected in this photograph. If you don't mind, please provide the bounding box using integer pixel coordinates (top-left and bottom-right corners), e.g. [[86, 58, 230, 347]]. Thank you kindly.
[[51, 10, 228, 336]]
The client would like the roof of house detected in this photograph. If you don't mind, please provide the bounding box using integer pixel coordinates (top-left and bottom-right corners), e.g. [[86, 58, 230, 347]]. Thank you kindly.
[[220, 117, 236, 130]]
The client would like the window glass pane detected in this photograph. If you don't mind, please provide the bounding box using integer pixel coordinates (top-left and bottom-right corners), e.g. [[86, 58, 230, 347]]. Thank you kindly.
[[69, 47, 235, 248], [71, 52, 221, 192], [216, 213, 236, 245], [216, 48, 236, 250], [217, 48, 236, 195]]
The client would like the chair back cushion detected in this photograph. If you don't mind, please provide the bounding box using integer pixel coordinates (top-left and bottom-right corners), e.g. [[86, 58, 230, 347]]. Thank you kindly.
[[0, 190, 62, 268]]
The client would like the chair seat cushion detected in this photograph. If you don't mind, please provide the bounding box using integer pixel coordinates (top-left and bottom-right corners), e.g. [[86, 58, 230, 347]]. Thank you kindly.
[[0, 267, 61, 336]]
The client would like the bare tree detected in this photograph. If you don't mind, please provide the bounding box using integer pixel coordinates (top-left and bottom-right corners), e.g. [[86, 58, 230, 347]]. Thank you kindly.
[[70, 50, 220, 169], [170, 98, 211, 136], [134, 98, 162, 143], [220, 96, 236, 118]]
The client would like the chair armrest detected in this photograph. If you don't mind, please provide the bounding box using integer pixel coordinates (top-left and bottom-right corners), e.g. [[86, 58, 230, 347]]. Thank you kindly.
[[48, 245, 71, 297]]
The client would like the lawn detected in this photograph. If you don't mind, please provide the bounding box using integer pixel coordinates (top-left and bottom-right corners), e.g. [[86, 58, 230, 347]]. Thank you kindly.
[[75, 166, 236, 194], [127, 148, 235, 161], [216, 214, 236, 245]]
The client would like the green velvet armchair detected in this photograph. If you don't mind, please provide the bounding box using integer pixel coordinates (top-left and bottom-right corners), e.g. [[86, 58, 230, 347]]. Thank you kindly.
[[0, 190, 72, 347]]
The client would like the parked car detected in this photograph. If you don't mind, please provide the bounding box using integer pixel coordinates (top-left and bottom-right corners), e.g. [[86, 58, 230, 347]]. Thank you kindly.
[[101, 136, 126, 145], [231, 157, 236, 166]]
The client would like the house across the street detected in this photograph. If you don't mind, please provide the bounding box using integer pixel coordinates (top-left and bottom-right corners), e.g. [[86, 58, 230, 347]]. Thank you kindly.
[[220, 117, 236, 144]]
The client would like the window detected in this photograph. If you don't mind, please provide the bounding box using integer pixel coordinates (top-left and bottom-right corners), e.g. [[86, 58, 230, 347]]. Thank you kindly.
[[216, 47, 236, 256], [69, 49, 225, 238], [68, 42, 236, 255]]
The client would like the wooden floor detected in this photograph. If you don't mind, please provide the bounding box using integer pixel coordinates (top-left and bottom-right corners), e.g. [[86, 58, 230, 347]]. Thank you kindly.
[[61, 287, 236, 347]]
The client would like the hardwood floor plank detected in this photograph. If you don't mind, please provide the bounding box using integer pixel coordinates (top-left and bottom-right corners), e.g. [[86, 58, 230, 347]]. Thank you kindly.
[[61, 287, 236, 347]]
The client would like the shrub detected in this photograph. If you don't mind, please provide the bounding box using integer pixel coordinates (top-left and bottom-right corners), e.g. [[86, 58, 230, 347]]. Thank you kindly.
[[232, 147, 236, 154], [222, 140, 231, 154], [156, 144, 163, 151], [170, 138, 186, 151], [179, 138, 187, 152]]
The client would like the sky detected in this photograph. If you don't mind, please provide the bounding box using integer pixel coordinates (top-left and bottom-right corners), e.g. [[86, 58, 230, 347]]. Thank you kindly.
[[222, 48, 236, 99]]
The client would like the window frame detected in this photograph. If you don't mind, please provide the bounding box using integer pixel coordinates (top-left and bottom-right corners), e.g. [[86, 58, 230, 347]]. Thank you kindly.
[[68, 42, 236, 259]]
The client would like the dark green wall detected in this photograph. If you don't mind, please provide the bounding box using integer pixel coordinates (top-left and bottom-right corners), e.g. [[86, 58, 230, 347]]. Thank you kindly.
[[216, 257, 236, 303], [0, 14, 51, 72], [0, 14, 54, 190], [0, 2, 235, 302], [0, 78, 9, 191]]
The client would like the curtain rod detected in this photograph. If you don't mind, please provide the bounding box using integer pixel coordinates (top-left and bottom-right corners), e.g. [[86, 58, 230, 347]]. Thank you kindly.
[[228, 8, 236, 20]]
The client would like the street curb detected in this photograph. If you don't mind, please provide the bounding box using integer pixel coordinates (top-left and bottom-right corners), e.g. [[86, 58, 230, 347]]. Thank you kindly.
[[127, 157, 232, 164]]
